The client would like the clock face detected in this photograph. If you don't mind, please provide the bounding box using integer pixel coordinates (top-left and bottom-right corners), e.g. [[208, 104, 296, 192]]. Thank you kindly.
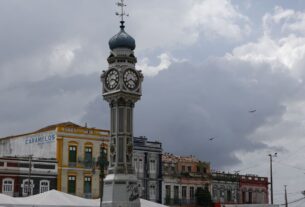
[[123, 69, 139, 90], [105, 69, 119, 90]]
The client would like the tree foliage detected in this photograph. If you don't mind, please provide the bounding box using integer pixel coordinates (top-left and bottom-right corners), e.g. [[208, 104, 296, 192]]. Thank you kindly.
[[195, 186, 213, 207]]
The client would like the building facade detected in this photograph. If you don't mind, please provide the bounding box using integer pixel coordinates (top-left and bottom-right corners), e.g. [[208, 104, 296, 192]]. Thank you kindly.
[[211, 172, 269, 205], [211, 172, 239, 205], [162, 153, 211, 206], [0, 157, 57, 197], [0, 122, 110, 198], [133, 136, 162, 203], [239, 174, 268, 204]]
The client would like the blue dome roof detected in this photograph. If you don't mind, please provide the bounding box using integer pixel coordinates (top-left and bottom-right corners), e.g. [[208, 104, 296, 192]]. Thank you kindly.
[[109, 24, 136, 50]]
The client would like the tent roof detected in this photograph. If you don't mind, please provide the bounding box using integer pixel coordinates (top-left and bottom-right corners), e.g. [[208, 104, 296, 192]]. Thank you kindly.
[[0, 190, 168, 207]]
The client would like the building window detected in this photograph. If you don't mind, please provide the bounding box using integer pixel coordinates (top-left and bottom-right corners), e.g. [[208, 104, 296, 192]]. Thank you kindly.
[[84, 176, 92, 197], [149, 185, 156, 199], [84, 147, 92, 168], [2, 178, 14, 196], [182, 186, 187, 199], [227, 190, 232, 202], [134, 158, 138, 173], [171, 166, 176, 173], [203, 167, 207, 174], [68, 176, 76, 194], [182, 165, 185, 172], [139, 159, 143, 173], [150, 160, 156, 173], [187, 166, 192, 172], [174, 186, 179, 200], [190, 187, 195, 200], [69, 146, 77, 165], [165, 185, 171, 204], [242, 191, 246, 203], [22, 179, 34, 196], [248, 191, 253, 203], [166, 185, 171, 197], [40, 180, 50, 193]]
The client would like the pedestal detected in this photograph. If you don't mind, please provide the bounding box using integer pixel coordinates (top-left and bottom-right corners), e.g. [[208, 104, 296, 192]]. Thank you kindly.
[[102, 174, 141, 207]]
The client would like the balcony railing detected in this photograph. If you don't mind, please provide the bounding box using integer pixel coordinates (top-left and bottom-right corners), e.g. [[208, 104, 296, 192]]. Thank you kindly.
[[164, 198, 196, 206]]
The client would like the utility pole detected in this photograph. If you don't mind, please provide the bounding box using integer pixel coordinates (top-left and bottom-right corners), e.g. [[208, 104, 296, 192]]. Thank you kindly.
[[284, 185, 288, 207], [268, 152, 277, 204], [27, 155, 33, 196]]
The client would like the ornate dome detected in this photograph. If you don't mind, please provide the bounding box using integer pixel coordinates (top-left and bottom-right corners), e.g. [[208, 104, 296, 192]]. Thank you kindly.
[[109, 22, 136, 50]]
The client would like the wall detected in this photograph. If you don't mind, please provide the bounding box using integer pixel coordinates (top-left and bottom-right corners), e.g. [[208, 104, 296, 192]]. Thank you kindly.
[[0, 131, 56, 159]]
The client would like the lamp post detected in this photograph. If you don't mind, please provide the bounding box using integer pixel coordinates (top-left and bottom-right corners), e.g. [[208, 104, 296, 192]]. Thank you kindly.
[[284, 185, 288, 207], [268, 152, 277, 204], [99, 148, 109, 207]]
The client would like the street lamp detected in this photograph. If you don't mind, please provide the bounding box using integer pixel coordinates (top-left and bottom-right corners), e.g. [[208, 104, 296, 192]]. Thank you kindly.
[[268, 152, 277, 204], [99, 148, 109, 207]]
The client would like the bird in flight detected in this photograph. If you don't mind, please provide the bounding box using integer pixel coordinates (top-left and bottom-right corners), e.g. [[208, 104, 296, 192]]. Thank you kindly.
[[209, 137, 216, 141], [249, 109, 256, 113]]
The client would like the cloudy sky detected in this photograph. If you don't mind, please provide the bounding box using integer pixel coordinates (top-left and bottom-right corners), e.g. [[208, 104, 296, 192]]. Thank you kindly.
[[1, 0, 305, 205]]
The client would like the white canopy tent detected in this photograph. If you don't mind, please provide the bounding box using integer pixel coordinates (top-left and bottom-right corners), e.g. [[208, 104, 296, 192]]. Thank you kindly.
[[0, 190, 168, 207]]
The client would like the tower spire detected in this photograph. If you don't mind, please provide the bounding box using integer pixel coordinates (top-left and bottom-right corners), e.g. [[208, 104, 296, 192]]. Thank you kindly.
[[115, 0, 129, 29]]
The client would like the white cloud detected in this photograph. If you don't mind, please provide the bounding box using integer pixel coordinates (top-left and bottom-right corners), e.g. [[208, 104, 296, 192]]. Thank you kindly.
[[263, 6, 305, 35], [49, 41, 81, 74], [185, 0, 251, 41], [138, 53, 186, 77], [226, 35, 305, 76], [226, 7, 305, 79], [132, 0, 251, 51]]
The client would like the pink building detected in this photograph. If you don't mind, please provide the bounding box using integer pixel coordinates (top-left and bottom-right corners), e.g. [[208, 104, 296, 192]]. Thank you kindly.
[[239, 174, 269, 204], [162, 153, 211, 206]]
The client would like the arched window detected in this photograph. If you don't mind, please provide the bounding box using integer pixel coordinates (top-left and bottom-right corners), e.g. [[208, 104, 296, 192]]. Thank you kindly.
[[40, 180, 50, 193], [22, 179, 34, 196], [2, 178, 14, 196]]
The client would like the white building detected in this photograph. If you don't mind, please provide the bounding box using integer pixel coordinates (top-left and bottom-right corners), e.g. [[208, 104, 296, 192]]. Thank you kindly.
[[133, 136, 163, 203]]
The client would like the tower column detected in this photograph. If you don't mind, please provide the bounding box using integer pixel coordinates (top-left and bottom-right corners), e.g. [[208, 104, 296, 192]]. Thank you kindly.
[[100, 2, 143, 206]]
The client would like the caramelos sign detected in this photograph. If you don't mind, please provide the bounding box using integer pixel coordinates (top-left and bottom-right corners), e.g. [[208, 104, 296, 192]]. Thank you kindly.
[[25, 133, 56, 145]]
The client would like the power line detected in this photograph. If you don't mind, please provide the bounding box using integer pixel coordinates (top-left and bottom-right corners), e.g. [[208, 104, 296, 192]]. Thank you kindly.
[[229, 162, 268, 173], [295, 199, 305, 207], [280, 196, 305, 206], [274, 160, 305, 172]]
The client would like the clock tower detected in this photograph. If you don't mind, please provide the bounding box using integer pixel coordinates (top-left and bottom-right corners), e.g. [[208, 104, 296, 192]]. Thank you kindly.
[[100, 1, 143, 206]]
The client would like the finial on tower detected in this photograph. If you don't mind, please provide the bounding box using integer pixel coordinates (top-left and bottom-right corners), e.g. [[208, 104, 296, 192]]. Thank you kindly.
[[115, 0, 129, 29]]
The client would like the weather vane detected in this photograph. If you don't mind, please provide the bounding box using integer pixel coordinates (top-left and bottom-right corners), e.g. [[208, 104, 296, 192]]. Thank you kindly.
[[115, 0, 129, 25]]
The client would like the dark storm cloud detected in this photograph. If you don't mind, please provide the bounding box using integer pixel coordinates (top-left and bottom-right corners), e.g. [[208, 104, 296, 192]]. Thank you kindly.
[[135, 60, 299, 168], [82, 58, 300, 168], [0, 0, 114, 64], [0, 73, 100, 137]]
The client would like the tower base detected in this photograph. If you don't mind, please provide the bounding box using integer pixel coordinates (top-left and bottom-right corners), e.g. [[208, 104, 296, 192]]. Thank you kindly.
[[102, 174, 141, 207]]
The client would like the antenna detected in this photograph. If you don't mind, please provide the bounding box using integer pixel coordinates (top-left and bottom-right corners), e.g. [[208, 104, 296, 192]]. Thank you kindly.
[[115, 0, 129, 28]]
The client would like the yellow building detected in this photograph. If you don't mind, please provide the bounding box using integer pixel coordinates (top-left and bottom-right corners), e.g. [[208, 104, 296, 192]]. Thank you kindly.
[[0, 122, 110, 198]]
